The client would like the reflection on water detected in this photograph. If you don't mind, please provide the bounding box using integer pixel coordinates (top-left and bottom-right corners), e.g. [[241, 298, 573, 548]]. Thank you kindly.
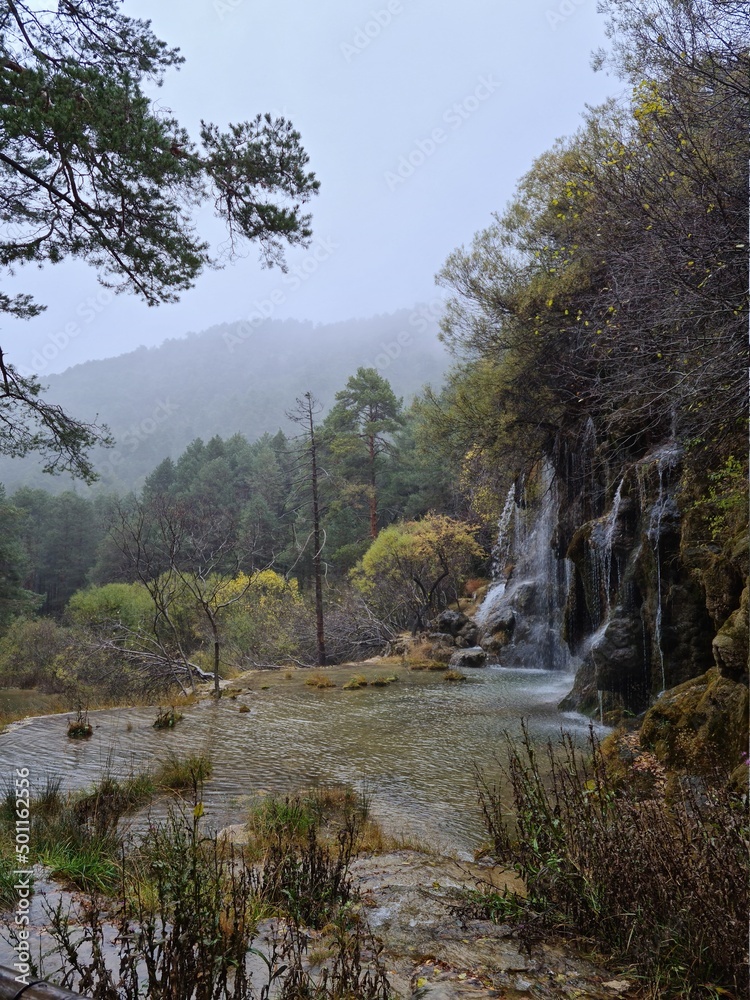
[[0, 667, 602, 856]]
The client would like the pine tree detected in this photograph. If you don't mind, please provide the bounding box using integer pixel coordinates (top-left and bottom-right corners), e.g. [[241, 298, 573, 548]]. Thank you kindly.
[[0, 0, 318, 479], [325, 368, 404, 539]]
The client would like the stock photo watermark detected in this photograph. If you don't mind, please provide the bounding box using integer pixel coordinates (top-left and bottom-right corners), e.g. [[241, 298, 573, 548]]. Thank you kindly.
[[369, 298, 447, 375], [384, 75, 501, 191], [11, 767, 34, 985], [223, 235, 338, 352], [546, 0, 589, 30], [213, 0, 244, 21], [21, 287, 113, 376], [371, 329, 414, 374], [340, 1, 404, 62]]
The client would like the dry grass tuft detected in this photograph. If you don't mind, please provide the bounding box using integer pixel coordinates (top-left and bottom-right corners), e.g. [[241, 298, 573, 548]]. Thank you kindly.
[[476, 723, 749, 998], [343, 674, 368, 690], [304, 672, 336, 689]]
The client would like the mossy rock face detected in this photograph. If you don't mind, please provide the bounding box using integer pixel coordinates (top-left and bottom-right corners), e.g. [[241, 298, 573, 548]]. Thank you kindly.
[[661, 579, 716, 688], [729, 529, 749, 566], [426, 646, 454, 664], [712, 586, 749, 682], [630, 511, 714, 693], [692, 551, 744, 630], [565, 497, 639, 645], [640, 668, 749, 774], [566, 521, 592, 566]]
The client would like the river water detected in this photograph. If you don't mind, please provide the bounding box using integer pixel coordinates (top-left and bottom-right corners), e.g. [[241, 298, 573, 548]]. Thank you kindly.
[[0, 665, 601, 857]]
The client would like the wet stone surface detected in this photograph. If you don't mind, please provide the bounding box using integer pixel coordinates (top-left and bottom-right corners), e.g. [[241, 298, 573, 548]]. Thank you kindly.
[[351, 851, 637, 1000], [0, 852, 638, 999]]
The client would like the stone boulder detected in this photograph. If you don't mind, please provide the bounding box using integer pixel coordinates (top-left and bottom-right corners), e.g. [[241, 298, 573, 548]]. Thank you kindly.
[[435, 609, 479, 647], [589, 612, 649, 709], [449, 647, 488, 669], [386, 635, 416, 657], [640, 667, 749, 773], [479, 607, 515, 653], [437, 609, 468, 636], [426, 632, 459, 648], [712, 586, 749, 682]]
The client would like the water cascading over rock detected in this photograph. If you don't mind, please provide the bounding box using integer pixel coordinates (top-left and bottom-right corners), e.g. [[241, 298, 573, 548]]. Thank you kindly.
[[476, 461, 573, 672], [473, 429, 744, 730], [559, 441, 722, 716]]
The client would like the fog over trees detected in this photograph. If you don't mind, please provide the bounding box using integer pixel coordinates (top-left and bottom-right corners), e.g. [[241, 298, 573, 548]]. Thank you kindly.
[[0, 310, 448, 494]]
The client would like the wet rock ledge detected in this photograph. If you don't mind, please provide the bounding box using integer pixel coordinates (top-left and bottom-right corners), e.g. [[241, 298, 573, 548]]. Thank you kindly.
[[351, 851, 637, 1000]]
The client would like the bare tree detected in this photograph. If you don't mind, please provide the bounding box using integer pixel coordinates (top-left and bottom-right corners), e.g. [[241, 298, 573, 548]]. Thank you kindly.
[[110, 495, 258, 696], [287, 393, 327, 666]]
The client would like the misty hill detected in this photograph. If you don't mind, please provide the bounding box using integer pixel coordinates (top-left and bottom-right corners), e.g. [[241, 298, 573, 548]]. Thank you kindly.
[[1, 309, 449, 495]]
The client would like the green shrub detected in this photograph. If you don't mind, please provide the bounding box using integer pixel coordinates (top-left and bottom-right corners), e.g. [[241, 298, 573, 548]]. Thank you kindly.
[[304, 672, 336, 689], [370, 675, 392, 687], [155, 752, 212, 791], [0, 618, 73, 691], [41, 837, 121, 894], [67, 707, 93, 739], [690, 454, 749, 543], [46, 801, 391, 1000], [67, 582, 154, 634], [29, 770, 155, 893], [247, 795, 317, 846], [153, 707, 183, 729], [444, 669, 467, 682]]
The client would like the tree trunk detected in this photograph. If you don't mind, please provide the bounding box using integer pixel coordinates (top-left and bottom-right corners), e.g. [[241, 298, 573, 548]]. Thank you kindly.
[[368, 432, 378, 538], [212, 619, 221, 698], [308, 400, 327, 666]]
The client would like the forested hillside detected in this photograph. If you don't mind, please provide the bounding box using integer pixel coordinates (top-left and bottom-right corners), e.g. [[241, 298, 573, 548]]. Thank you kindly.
[[0, 365, 465, 638], [0, 310, 448, 494]]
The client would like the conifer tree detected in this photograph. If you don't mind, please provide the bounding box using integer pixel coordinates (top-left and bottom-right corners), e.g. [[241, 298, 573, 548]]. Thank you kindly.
[[0, 0, 318, 479], [325, 368, 404, 539]]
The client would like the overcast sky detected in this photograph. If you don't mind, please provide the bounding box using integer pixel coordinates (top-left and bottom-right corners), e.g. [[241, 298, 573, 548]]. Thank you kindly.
[[5, 0, 620, 378]]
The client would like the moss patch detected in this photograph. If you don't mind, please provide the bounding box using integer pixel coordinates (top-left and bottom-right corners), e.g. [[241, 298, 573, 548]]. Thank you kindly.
[[640, 668, 749, 774], [712, 586, 749, 681]]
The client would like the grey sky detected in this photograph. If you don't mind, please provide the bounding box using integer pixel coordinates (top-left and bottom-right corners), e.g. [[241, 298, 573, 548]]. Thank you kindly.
[[4, 0, 619, 378]]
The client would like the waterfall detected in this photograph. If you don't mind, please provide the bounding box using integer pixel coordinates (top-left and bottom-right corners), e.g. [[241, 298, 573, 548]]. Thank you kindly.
[[476, 461, 573, 671], [474, 582, 506, 629], [589, 476, 624, 625], [604, 478, 624, 600], [489, 483, 517, 581], [475, 484, 516, 629], [652, 462, 667, 692], [646, 444, 681, 693]]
